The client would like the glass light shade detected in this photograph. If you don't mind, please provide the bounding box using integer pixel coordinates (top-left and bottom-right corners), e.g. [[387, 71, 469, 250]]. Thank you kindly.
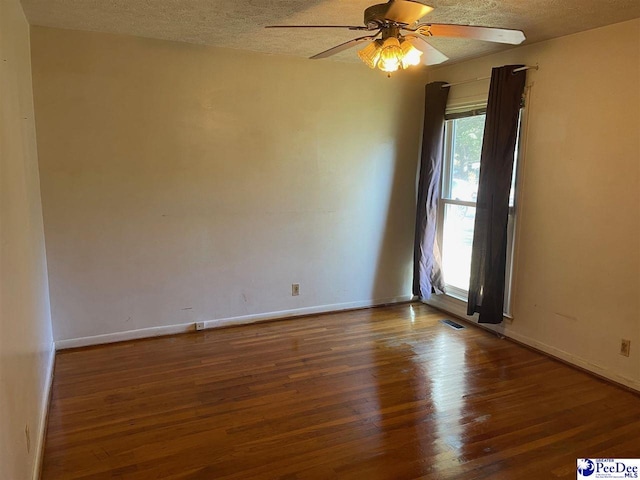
[[357, 40, 382, 69], [377, 37, 402, 73], [400, 39, 423, 68]]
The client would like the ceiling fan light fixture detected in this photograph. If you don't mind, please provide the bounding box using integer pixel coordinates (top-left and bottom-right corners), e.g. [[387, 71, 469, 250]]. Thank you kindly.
[[357, 40, 382, 69], [400, 39, 423, 68], [377, 36, 402, 72]]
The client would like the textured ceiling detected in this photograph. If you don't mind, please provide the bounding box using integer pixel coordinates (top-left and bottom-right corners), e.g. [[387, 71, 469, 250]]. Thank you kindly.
[[20, 0, 640, 64]]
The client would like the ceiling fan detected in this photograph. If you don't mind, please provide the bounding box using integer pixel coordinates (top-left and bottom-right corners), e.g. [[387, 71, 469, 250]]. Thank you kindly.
[[266, 0, 525, 73]]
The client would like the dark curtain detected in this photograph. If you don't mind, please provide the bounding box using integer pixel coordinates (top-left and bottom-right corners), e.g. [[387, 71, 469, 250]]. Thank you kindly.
[[413, 82, 450, 300], [467, 65, 526, 323]]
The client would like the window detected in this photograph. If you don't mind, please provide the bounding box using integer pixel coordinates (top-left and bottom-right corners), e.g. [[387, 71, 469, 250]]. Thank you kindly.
[[436, 109, 521, 316]]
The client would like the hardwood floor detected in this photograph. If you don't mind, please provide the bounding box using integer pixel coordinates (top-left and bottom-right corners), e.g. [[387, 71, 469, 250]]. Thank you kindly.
[[42, 303, 640, 479]]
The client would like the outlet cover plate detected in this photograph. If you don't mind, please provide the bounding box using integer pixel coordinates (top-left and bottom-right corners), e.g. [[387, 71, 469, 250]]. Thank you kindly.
[[621, 339, 631, 357]]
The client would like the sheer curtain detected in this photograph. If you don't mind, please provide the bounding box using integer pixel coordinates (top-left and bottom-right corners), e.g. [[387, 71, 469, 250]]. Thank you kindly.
[[467, 65, 526, 323], [413, 82, 450, 300]]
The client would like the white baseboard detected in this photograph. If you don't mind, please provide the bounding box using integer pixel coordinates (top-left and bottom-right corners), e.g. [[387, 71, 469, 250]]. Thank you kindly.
[[56, 322, 195, 350], [55, 295, 414, 350], [201, 295, 413, 329], [33, 341, 55, 480], [501, 328, 640, 392], [426, 293, 479, 323], [426, 295, 640, 393]]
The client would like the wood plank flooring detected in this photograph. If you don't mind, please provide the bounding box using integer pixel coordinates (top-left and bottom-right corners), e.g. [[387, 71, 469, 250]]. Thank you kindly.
[[42, 303, 640, 479]]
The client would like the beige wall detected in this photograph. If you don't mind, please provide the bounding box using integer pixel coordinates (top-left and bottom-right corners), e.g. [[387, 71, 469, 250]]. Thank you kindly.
[[0, 0, 54, 478], [31, 27, 428, 344], [428, 19, 640, 390]]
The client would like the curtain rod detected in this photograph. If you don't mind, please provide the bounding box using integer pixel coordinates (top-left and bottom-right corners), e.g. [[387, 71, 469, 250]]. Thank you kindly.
[[441, 65, 538, 88]]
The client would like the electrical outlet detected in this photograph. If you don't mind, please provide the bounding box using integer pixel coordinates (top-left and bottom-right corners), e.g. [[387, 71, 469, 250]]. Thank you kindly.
[[292, 283, 300, 296], [195, 322, 205, 331], [620, 339, 631, 357], [25, 425, 30, 453]]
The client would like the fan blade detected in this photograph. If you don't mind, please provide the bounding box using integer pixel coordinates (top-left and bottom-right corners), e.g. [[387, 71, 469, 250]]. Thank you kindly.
[[310, 34, 380, 59], [404, 35, 448, 65], [265, 25, 370, 31], [383, 1, 433, 25], [416, 24, 525, 44]]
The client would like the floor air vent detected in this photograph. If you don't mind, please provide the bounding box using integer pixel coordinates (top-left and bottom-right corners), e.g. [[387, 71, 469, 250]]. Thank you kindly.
[[440, 319, 465, 330]]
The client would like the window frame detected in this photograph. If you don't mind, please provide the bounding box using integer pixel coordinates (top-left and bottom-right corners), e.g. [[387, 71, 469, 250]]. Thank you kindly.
[[436, 108, 523, 318]]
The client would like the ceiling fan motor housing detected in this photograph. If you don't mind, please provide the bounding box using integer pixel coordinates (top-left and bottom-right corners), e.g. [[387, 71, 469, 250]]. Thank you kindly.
[[364, 4, 393, 27], [364, 1, 434, 27]]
